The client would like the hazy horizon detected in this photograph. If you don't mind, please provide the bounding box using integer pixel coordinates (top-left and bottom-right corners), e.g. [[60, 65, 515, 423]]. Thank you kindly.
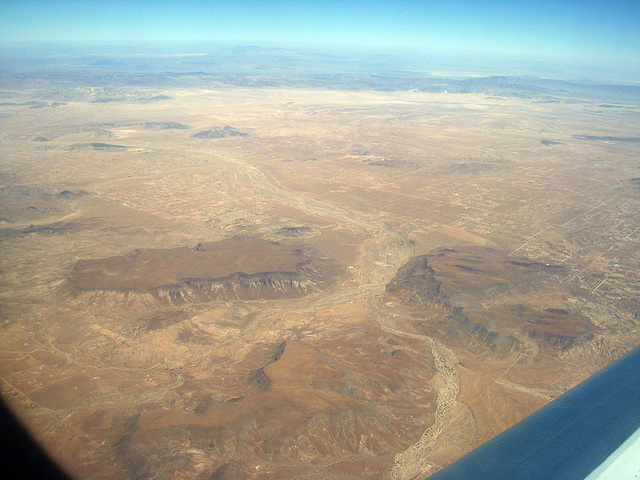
[[0, 42, 638, 86], [1, 0, 639, 84]]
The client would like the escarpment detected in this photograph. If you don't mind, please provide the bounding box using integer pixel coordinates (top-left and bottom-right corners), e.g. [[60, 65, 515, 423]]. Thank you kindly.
[[385, 247, 596, 354], [68, 237, 343, 304]]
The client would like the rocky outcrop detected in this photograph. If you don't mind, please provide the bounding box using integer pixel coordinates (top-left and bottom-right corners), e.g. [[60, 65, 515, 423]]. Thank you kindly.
[[276, 226, 315, 237], [69, 142, 130, 151], [192, 126, 249, 139], [140, 122, 190, 130], [385, 256, 443, 305]]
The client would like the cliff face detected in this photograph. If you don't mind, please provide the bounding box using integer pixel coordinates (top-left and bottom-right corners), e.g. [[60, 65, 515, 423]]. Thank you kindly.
[[179, 267, 328, 301]]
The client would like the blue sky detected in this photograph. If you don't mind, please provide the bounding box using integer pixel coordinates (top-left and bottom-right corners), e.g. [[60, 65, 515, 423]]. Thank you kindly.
[[1, 0, 639, 67]]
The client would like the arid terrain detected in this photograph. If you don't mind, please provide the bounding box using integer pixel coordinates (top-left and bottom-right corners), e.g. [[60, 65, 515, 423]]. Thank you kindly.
[[1, 74, 640, 479]]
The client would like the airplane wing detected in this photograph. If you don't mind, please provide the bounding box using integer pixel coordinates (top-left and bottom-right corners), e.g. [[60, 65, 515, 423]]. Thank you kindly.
[[0, 396, 71, 480], [428, 344, 640, 480]]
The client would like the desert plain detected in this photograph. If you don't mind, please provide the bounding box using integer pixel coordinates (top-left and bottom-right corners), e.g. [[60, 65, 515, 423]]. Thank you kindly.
[[1, 75, 640, 479]]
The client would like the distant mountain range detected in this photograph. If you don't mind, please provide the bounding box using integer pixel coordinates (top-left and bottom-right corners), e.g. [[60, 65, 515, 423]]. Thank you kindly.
[[1, 44, 639, 102], [1, 43, 639, 85]]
